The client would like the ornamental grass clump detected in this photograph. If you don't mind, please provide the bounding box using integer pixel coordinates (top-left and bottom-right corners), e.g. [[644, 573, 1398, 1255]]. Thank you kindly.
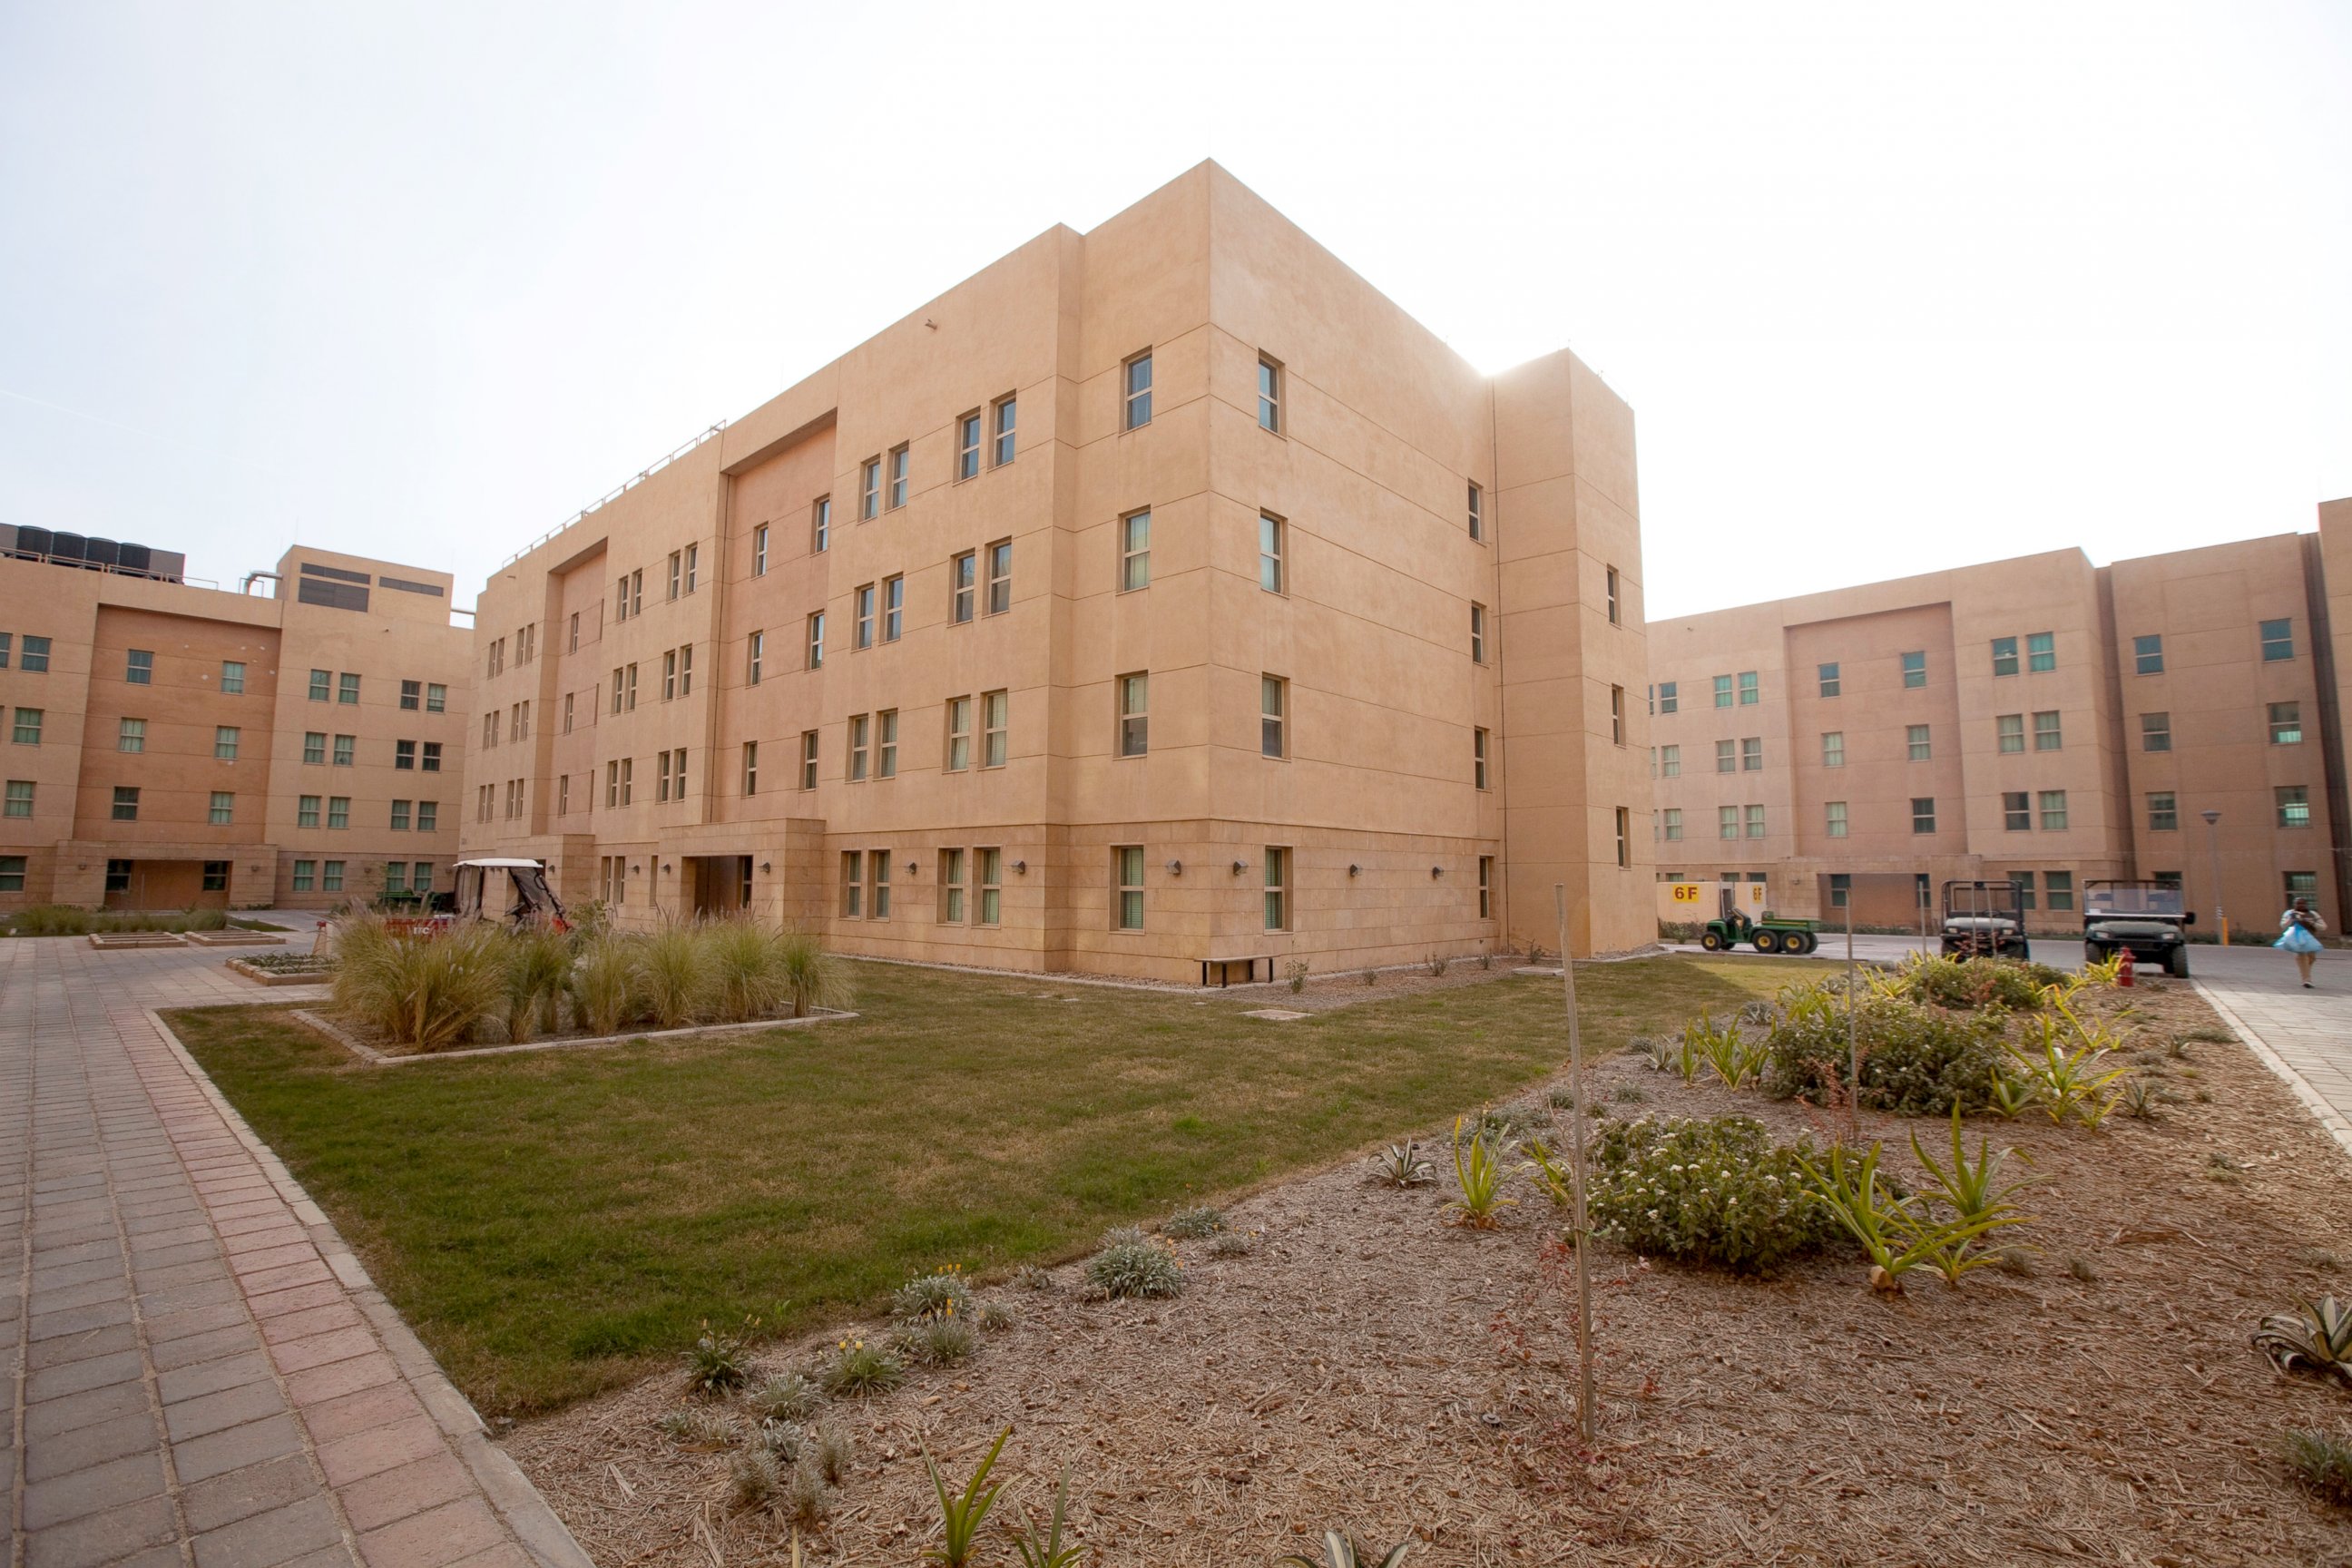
[[500, 923, 573, 1043], [1084, 1231, 1184, 1298], [778, 929, 849, 1017], [2283, 1426, 2352, 1506], [820, 1338, 904, 1396], [569, 933, 639, 1035], [747, 1371, 822, 1423], [636, 922, 710, 1029], [1586, 1114, 1838, 1275], [705, 916, 792, 1023], [330, 915, 507, 1050], [1161, 1205, 1226, 1239], [892, 1265, 975, 1322]]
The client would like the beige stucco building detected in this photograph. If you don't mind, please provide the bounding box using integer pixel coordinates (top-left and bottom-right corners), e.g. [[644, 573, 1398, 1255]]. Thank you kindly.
[[0, 534, 473, 910], [460, 162, 1651, 979], [1649, 506, 2352, 938]]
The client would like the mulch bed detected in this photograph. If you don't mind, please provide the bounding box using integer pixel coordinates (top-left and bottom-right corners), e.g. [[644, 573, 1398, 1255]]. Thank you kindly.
[[503, 976, 2352, 1565]]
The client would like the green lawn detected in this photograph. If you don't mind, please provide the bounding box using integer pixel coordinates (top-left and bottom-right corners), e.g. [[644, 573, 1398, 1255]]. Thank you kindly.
[[167, 954, 1802, 1415]]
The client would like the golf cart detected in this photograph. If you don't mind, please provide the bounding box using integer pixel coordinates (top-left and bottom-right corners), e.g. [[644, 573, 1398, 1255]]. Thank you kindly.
[[2082, 879, 2194, 977], [1939, 879, 2031, 961], [450, 858, 568, 929]]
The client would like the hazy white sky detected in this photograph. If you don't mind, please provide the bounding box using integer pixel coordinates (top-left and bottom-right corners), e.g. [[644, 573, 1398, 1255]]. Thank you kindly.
[[3, 1, 2346, 617]]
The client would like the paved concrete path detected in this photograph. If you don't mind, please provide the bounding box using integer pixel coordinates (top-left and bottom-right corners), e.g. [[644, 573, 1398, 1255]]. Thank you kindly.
[[3, 934, 592, 1568]]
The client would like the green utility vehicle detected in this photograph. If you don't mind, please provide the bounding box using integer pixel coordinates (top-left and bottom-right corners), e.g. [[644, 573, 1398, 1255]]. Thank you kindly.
[[1699, 908, 1823, 956]]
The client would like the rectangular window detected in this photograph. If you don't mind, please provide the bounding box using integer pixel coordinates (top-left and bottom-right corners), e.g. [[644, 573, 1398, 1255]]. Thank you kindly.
[[1818, 662, 1839, 698], [321, 861, 345, 894], [946, 697, 972, 771], [656, 749, 672, 802], [2271, 701, 2302, 743], [426, 682, 446, 713], [290, 859, 314, 893], [417, 800, 436, 832], [1661, 808, 1682, 842], [800, 730, 818, 789], [485, 710, 499, 748], [125, 648, 153, 684], [2, 780, 30, 818], [2012, 871, 2037, 912], [383, 861, 407, 895], [877, 710, 899, 779], [2286, 871, 2319, 898], [1264, 847, 1290, 930], [812, 496, 831, 553], [860, 457, 881, 520], [399, 679, 420, 710], [1719, 805, 1739, 841], [304, 730, 327, 764], [1739, 671, 1759, 705], [1716, 740, 1736, 774], [848, 714, 869, 781], [1657, 680, 1678, 714], [753, 524, 769, 575], [1113, 846, 1145, 928], [113, 786, 140, 821], [19, 635, 46, 671], [982, 691, 1007, 768], [207, 793, 234, 825], [993, 396, 1016, 466], [1991, 636, 2018, 677], [667, 551, 682, 601], [742, 741, 758, 796], [1605, 566, 1621, 625], [1478, 856, 1494, 917], [333, 734, 355, 767], [2004, 791, 2032, 831], [2028, 631, 2055, 672], [1826, 800, 1848, 838], [2033, 710, 2062, 751], [1900, 651, 1926, 689], [1257, 355, 1281, 432], [213, 725, 239, 760], [887, 445, 908, 509], [2039, 789, 2068, 830], [328, 797, 349, 829], [2261, 618, 2295, 662], [950, 551, 976, 623], [337, 672, 358, 705], [422, 741, 441, 772], [389, 738, 415, 771], [1714, 673, 1733, 709], [1261, 676, 1286, 759], [940, 847, 966, 923], [2148, 792, 2178, 831], [1743, 804, 1765, 840], [1659, 743, 1680, 778], [1911, 797, 1936, 834], [1820, 730, 1845, 768], [1120, 511, 1151, 592], [1907, 724, 1931, 761], [2046, 871, 2074, 912], [9, 707, 40, 745], [977, 848, 1003, 925], [2141, 711, 2171, 751], [1612, 686, 1627, 745], [617, 575, 630, 621], [2278, 786, 2312, 828], [1467, 483, 1483, 541], [986, 541, 1012, 614], [221, 661, 246, 695], [1259, 514, 1285, 593], [0, 632, 8, 668], [604, 763, 618, 808], [1828, 872, 1850, 909], [1123, 351, 1153, 429], [298, 795, 320, 828], [956, 412, 982, 481], [1740, 736, 1761, 771], [412, 862, 434, 893], [1470, 603, 1487, 663], [391, 799, 411, 831], [1997, 713, 2024, 753], [868, 853, 890, 919], [883, 575, 903, 642], [807, 612, 825, 669], [119, 717, 145, 753], [2134, 634, 2163, 674], [1118, 673, 1148, 757], [855, 584, 876, 650], [748, 630, 764, 685], [1474, 727, 1489, 789]]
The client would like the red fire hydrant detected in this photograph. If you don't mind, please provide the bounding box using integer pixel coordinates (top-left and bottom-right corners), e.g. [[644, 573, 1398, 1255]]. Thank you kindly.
[[2115, 946, 2135, 987]]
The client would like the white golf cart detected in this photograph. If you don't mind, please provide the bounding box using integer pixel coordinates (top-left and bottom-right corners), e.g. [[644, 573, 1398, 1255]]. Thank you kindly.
[[447, 858, 569, 929]]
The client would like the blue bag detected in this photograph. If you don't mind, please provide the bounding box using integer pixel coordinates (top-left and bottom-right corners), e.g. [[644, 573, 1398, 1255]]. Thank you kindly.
[[2277, 923, 2323, 955]]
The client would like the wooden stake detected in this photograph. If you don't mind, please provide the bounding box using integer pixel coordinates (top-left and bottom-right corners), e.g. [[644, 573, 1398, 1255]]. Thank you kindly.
[[1554, 883, 1595, 1445]]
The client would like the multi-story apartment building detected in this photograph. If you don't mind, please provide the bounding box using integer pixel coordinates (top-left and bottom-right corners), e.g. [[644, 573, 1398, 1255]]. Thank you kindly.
[[1648, 512, 2352, 938], [461, 162, 1651, 980], [0, 533, 473, 910]]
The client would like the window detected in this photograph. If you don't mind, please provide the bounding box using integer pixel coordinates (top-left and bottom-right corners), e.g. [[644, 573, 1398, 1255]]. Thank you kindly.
[[488, 638, 506, 676], [992, 397, 1016, 466], [1120, 511, 1151, 591], [556, 775, 569, 817], [391, 799, 411, 831], [1997, 713, 2024, 753], [1719, 805, 1739, 840], [290, 860, 315, 893], [1826, 800, 1848, 838], [1113, 846, 1145, 928], [855, 584, 876, 650], [1911, 797, 1936, 834], [2046, 871, 2074, 913], [1900, 652, 1925, 689], [1820, 731, 1845, 768], [1657, 680, 1678, 714], [397, 679, 419, 711], [2134, 634, 2163, 675], [982, 691, 1007, 768], [328, 797, 349, 829], [800, 730, 818, 789], [2038, 789, 2068, 830], [214, 726, 239, 760], [416, 800, 436, 832], [2261, 618, 2295, 662], [1992, 636, 2018, 677], [221, 661, 246, 695], [2270, 701, 2302, 744], [0, 855, 25, 892], [566, 612, 580, 655], [2141, 711, 2171, 751], [1478, 856, 1494, 916], [10, 708, 40, 745], [1474, 728, 1489, 789], [813, 496, 831, 554], [1123, 351, 1152, 429], [1661, 808, 1682, 842], [742, 741, 758, 796], [1744, 804, 1765, 840], [1470, 603, 1487, 663], [1612, 687, 1628, 745], [951, 551, 977, 623], [125, 648, 152, 685], [877, 710, 899, 779], [113, 786, 140, 821], [426, 683, 446, 713], [1259, 514, 1285, 593], [2004, 791, 2032, 831], [956, 412, 982, 481], [1828, 873, 1850, 909], [1257, 356, 1281, 432], [748, 631, 764, 686], [883, 575, 903, 642], [2034, 710, 2062, 751], [807, 612, 826, 669], [616, 575, 630, 621], [301, 731, 326, 766], [2148, 792, 2178, 831], [1818, 662, 1840, 698], [103, 858, 130, 894], [0, 633, 8, 669], [868, 853, 891, 919], [1740, 737, 1761, 771], [985, 541, 1012, 614], [19, 636, 46, 671], [1606, 566, 1621, 625], [1907, 724, 1931, 761], [1714, 673, 1733, 708], [2286, 871, 2319, 899], [0, 778, 31, 818], [667, 550, 683, 600], [1261, 676, 1287, 759], [657, 750, 673, 801], [1467, 483, 1483, 541], [860, 457, 881, 519], [298, 795, 320, 828], [887, 445, 909, 510], [939, 848, 967, 923], [2028, 632, 2054, 672], [1739, 671, 1759, 705], [338, 672, 359, 706], [946, 697, 972, 771], [1118, 673, 1148, 757], [2278, 786, 2312, 828], [1264, 847, 1290, 930], [1659, 743, 1680, 778], [321, 861, 345, 894], [977, 848, 1003, 925], [333, 734, 355, 767], [628, 569, 642, 616], [422, 742, 441, 772], [383, 861, 407, 896], [753, 524, 769, 575], [1716, 740, 1736, 774], [848, 714, 869, 781], [485, 710, 499, 748], [118, 718, 145, 753]]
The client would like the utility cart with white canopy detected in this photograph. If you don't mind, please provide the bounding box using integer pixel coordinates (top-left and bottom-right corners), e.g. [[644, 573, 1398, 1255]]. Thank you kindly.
[[448, 858, 568, 928]]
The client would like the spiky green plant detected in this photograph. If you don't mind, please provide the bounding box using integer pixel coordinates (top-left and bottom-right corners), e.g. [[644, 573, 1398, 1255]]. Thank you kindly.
[[921, 1426, 1011, 1567], [2253, 1296, 2352, 1385], [2283, 1426, 2352, 1505], [1797, 1140, 2010, 1294], [501, 923, 573, 1042], [728, 1447, 783, 1513], [2118, 1075, 2168, 1120], [819, 1338, 904, 1396], [777, 929, 849, 1016], [1375, 1141, 1434, 1187], [1162, 1205, 1226, 1239], [1084, 1234, 1184, 1298], [1987, 1073, 2038, 1120], [660, 1406, 740, 1449], [704, 917, 789, 1022], [896, 1312, 977, 1367], [636, 922, 710, 1028], [1446, 1117, 1515, 1229], [2008, 1001, 2129, 1127], [1010, 1465, 1083, 1568], [747, 1371, 822, 1423], [1279, 1529, 1413, 1568], [1908, 1105, 2035, 1284], [892, 1265, 975, 1321], [330, 917, 508, 1050], [683, 1322, 753, 1395], [808, 1421, 854, 1485]]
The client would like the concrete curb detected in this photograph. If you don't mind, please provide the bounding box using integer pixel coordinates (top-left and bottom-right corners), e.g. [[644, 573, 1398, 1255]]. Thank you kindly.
[[288, 1005, 858, 1066], [2190, 981, 2352, 1165]]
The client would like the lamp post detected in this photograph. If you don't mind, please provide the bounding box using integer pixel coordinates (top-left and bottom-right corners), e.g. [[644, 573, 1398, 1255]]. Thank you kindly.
[[2200, 809, 2226, 946]]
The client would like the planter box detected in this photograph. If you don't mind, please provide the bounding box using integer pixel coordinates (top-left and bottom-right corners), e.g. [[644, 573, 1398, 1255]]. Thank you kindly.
[[228, 958, 333, 986], [188, 931, 288, 947], [88, 932, 185, 949]]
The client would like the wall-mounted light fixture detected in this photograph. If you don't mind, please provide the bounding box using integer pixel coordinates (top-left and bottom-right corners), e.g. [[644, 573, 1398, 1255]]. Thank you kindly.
[[1013, 860, 1028, 875], [662, 862, 673, 874], [906, 860, 919, 876], [1165, 859, 1183, 876], [630, 863, 642, 874], [759, 862, 772, 874], [1431, 866, 1444, 878], [1348, 864, 1362, 877]]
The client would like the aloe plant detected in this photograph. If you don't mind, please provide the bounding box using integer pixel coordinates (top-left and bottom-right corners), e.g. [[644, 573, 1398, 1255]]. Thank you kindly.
[[2254, 1296, 2352, 1385], [1446, 1117, 1515, 1229], [1010, 1465, 1083, 1568], [1373, 1141, 1435, 1187], [1797, 1141, 2011, 1294], [1908, 1106, 2034, 1284], [922, 1426, 1011, 1567], [1279, 1530, 1412, 1568], [2008, 1000, 2128, 1127]]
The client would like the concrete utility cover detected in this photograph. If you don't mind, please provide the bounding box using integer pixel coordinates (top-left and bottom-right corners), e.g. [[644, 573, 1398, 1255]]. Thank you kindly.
[[1242, 1008, 1311, 1021]]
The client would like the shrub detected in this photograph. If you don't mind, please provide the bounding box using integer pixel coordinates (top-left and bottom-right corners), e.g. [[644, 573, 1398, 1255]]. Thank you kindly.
[[1286, 959, 1309, 994], [637, 923, 709, 1028], [683, 1323, 753, 1395], [1763, 988, 2008, 1116], [892, 1265, 975, 1322], [331, 916, 507, 1050], [1161, 1205, 1225, 1239], [1012, 1264, 1054, 1292], [747, 1372, 821, 1423], [1084, 1235, 1184, 1299], [1209, 1231, 1255, 1258], [973, 1298, 1016, 1329], [1427, 953, 1449, 977], [1896, 955, 2056, 1011], [896, 1313, 977, 1367], [2283, 1426, 2352, 1506], [820, 1338, 904, 1396], [1586, 1114, 1839, 1275]]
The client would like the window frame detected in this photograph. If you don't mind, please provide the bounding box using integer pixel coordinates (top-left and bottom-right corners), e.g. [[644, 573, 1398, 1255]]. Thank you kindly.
[[1122, 350, 1153, 430], [1818, 662, 1839, 698], [1119, 510, 1151, 593], [1112, 845, 1145, 929], [981, 691, 1007, 769], [992, 395, 1017, 466], [1117, 672, 1148, 758], [1259, 513, 1286, 594], [1263, 846, 1291, 930], [1261, 676, 1287, 760]]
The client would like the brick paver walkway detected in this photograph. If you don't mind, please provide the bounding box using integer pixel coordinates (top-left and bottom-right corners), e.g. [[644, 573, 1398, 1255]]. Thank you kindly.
[[3, 934, 592, 1568], [2197, 950, 2352, 1161]]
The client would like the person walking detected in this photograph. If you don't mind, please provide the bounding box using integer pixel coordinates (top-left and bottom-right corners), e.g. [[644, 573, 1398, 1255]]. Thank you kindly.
[[2276, 897, 2328, 987]]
